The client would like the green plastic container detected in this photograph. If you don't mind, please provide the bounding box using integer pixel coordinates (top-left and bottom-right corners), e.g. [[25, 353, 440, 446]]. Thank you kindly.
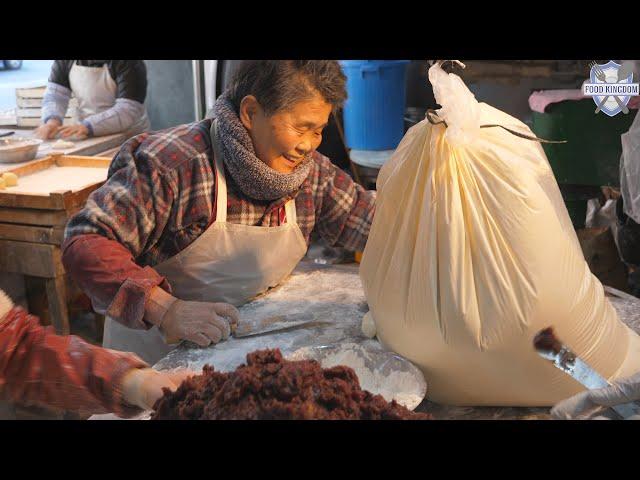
[[561, 191, 591, 230], [531, 98, 637, 228]]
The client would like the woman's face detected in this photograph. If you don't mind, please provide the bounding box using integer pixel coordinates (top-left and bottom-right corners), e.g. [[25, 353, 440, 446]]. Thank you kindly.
[[240, 94, 332, 174]]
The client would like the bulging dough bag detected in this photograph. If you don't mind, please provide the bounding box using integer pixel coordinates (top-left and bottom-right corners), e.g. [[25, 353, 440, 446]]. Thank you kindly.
[[360, 62, 640, 406], [620, 110, 640, 225]]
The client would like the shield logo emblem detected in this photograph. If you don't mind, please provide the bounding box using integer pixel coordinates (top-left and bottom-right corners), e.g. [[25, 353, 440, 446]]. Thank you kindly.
[[590, 61, 633, 117]]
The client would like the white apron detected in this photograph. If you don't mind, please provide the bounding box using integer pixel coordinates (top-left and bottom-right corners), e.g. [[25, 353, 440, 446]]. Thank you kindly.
[[102, 119, 308, 364], [69, 61, 150, 137]]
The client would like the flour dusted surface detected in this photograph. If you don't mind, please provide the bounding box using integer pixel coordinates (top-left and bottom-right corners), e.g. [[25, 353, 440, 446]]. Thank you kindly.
[[8, 166, 107, 195]]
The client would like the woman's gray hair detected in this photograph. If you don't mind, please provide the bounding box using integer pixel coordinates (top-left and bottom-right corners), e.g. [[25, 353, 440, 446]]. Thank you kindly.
[[227, 60, 347, 115]]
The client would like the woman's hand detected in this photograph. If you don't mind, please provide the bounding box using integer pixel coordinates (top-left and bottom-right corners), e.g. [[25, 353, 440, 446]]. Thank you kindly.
[[57, 124, 89, 140], [33, 119, 62, 139], [144, 286, 240, 347], [551, 371, 640, 420], [159, 299, 239, 346], [121, 368, 195, 411]]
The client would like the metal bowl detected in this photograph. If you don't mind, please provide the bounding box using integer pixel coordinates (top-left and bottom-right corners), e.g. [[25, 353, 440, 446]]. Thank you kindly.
[[287, 342, 427, 410], [0, 137, 41, 164]]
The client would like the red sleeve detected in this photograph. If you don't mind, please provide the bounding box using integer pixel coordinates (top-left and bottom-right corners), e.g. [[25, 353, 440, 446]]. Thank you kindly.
[[62, 234, 172, 329], [0, 307, 148, 417]]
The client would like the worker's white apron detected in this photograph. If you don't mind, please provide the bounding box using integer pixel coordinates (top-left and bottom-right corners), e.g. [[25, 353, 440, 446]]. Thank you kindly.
[[102, 119, 308, 364], [68, 61, 150, 137]]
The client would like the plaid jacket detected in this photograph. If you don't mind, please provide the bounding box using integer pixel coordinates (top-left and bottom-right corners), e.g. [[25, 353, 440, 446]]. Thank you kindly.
[[0, 307, 147, 417], [63, 119, 376, 329]]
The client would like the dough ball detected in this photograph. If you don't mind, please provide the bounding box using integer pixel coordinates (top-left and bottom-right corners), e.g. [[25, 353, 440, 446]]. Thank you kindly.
[[2, 172, 17, 187], [361, 311, 377, 339], [51, 140, 75, 150], [0, 177, 5, 190]]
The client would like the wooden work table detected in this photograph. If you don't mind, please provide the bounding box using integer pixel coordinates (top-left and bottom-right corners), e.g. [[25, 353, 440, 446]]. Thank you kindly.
[[0, 127, 126, 174], [0, 154, 113, 334], [0, 127, 125, 336]]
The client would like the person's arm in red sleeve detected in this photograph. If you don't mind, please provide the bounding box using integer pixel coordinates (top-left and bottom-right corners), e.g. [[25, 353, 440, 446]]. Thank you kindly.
[[62, 139, 177, 330], [62, 234, 172, 329], [0, 292, 193, 416], [0, 305, 145, 416]]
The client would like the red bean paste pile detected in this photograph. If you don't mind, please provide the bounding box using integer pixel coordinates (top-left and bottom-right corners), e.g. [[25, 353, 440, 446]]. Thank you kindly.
[[151, 349, 432, 420]]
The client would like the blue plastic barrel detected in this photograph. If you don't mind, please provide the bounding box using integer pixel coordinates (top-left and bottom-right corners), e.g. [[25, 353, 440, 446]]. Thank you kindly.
[[339, 60, 410, 151]]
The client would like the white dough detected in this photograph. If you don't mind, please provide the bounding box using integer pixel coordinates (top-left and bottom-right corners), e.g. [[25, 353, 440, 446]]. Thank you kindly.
[[51, 140, 75, 150], [361, 311, 377, 338], [300, 344, 423, 410]]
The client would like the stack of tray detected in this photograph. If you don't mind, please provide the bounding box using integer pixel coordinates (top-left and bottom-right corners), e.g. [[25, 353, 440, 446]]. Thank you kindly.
[[15, 86, 78, 127]]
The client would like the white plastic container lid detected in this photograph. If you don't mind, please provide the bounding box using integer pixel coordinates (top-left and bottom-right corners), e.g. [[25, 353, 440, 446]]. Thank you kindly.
[[350, 149, 395, 169]]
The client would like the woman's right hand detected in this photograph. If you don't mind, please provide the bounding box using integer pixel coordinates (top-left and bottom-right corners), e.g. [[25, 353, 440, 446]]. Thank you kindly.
[[159, 299, 240, 346], [145, 286, 240, 347], [34, 119, 62, 139], [551, 371, 640, 420]]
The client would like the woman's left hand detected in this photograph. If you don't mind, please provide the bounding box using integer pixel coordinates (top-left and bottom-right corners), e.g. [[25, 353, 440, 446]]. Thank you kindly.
[[121, 368, 196, 411], [57, 124, 89, 140]]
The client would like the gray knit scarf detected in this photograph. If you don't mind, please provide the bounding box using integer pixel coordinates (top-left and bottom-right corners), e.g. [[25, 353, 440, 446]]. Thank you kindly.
[[210, 92, 313, 201]]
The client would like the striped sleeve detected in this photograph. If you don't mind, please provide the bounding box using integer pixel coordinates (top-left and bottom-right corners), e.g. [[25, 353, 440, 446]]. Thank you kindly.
[[312, 156, 377, 252], [41, 81, 71, 125], [0, 307, 148, 417], [82, 98, 146, 137]]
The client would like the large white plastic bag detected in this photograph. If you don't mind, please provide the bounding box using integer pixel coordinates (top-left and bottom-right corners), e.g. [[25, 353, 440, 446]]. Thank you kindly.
[[360, 63, 640, 406], [620, 111, 640, 224]]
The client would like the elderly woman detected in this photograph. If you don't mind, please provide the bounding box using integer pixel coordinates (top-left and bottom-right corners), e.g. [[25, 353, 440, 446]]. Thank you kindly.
[[62, 60, 376, 364]]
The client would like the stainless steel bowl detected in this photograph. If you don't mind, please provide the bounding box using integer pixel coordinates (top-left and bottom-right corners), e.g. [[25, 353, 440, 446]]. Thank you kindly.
[[287, 342, 428, 410], [0, 137, 42, 164]]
